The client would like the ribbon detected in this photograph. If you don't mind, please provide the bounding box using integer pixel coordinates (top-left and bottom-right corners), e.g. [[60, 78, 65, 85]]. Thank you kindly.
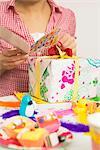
[[72, 58, 79, 101], [34, 58, 41, 99], [90, 128, 100, 144], [33, 48, 79, 102], [0, 101, 20, 108]]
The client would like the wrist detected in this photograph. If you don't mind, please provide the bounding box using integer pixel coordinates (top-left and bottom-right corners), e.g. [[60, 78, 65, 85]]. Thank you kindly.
[[0, 68, 6, 76]]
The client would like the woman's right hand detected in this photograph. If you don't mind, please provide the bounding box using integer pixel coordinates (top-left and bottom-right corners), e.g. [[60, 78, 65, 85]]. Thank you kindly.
[[0, 48, 28, 75]]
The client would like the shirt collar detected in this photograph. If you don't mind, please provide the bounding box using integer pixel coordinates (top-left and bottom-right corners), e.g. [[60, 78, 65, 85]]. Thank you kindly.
[[7, 0, 62, 13], [7, 0, 15, 10], [48, 0, 62, 13]]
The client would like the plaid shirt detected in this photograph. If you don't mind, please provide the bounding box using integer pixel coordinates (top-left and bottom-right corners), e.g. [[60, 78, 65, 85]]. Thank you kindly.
[[0, 0, 76, 96]]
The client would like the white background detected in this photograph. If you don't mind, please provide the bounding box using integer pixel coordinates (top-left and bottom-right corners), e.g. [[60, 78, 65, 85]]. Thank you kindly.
[[55, 0, 100, 58]]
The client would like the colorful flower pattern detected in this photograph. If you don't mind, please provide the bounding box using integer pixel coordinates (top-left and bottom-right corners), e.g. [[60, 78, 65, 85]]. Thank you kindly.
[[60, 63, 75, 90]]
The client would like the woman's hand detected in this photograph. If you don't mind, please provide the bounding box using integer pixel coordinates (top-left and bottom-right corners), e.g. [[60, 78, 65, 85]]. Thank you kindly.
[[58, 33, 77, 55], [0, 48, 28, 76]]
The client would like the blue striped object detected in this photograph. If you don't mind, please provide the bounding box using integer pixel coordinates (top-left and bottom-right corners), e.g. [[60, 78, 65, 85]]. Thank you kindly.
[[87, 58, 100, 68]]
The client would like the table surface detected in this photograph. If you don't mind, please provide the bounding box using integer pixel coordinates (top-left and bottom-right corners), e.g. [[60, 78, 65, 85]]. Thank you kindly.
[[0, 95, 92, 150]]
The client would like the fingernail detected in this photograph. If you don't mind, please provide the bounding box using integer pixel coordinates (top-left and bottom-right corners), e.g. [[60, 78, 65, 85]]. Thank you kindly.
[[10, 48, 17, 50]]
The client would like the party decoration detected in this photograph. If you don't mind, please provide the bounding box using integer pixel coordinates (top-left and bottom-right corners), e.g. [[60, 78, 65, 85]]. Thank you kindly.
[[14, 92, 48, 104], [44, 132, 59, 147], [57, 127, 73, 143], [0, 101, 20, 108], [19, 95, 37, 118], [1, 116, 36, 138], [48, 45, 59, 56], [1, 110, 19, 119], [14, 92, 24, 101], [0, 138, 21, 147], [36, 112, 60, 133], [31, 28, 60, 54], [90, 96, 100, 102], [17, 127, 48, 147], [61, 122, 89, 133]]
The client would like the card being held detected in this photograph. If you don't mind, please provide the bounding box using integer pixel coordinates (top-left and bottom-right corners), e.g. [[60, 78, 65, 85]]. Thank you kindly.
[[0, 27, 60, 55], [0, 26, 30, 54], [31, 29, 60, 54]]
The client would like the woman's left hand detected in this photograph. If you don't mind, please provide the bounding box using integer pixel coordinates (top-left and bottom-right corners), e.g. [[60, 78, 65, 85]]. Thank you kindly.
[[58, 33, 76, 55]]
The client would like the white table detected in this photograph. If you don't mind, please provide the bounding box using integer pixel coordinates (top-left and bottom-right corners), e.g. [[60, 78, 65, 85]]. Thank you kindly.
[[0, 96, 92, 150]]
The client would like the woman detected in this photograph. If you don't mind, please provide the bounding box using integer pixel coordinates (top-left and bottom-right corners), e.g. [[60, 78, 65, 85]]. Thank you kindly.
[[0, 0, 76, 96]]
